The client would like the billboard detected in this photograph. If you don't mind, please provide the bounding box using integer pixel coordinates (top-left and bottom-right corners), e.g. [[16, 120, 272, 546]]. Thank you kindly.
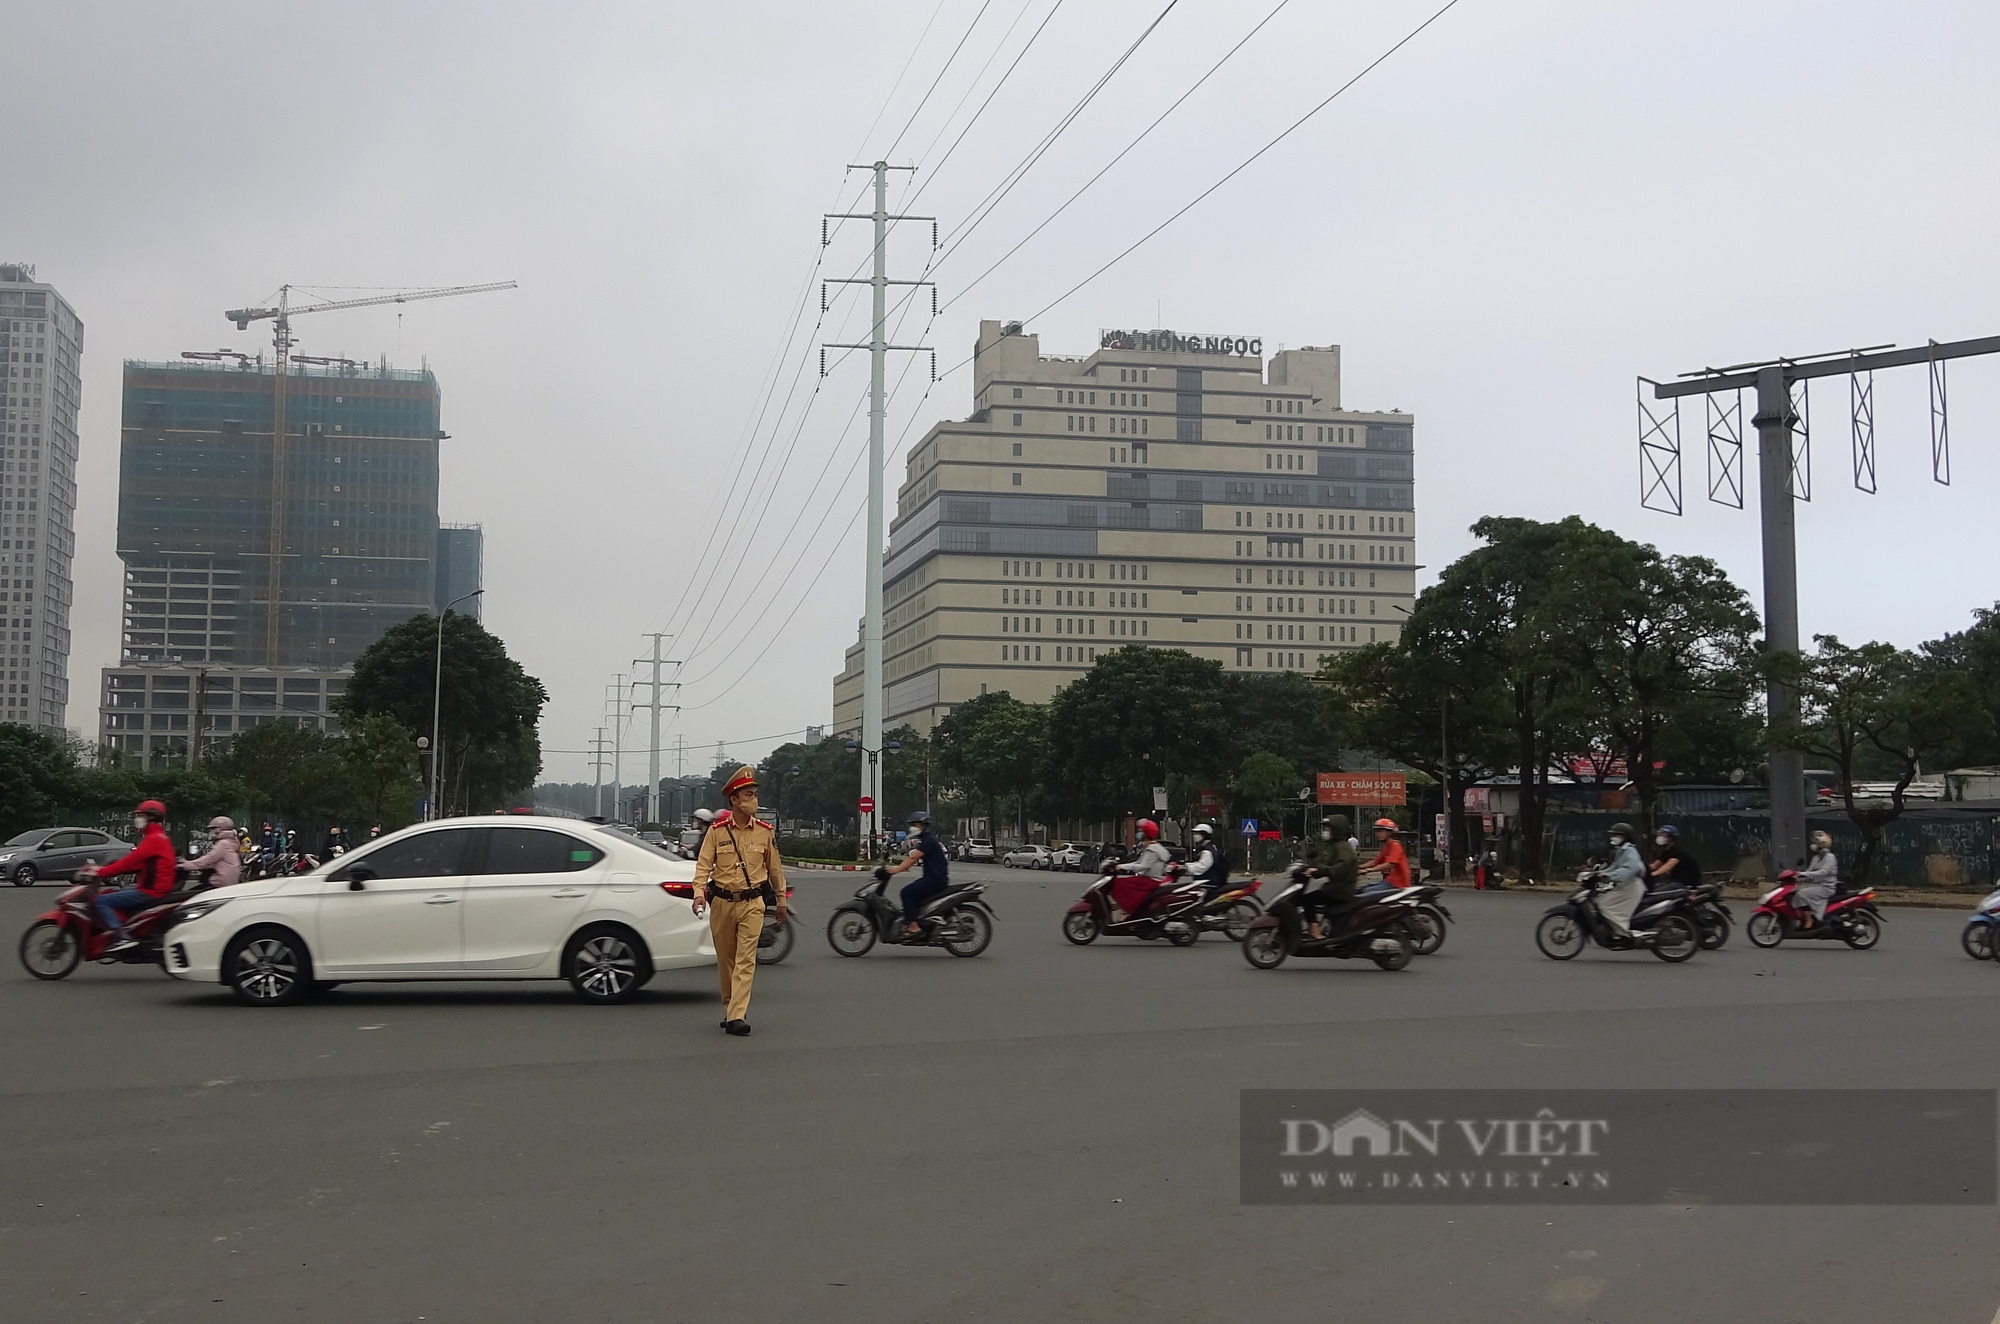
[[1316, 772, 1408, 805]]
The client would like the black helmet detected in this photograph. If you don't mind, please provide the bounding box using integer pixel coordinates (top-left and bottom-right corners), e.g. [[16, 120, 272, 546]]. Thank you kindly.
[[1609, 822, 1635, 839], [906, 810, 932, 829]]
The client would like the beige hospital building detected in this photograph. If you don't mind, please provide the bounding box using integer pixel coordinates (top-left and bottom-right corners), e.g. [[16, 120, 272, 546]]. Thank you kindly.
[[832, 320, 1416, 737]]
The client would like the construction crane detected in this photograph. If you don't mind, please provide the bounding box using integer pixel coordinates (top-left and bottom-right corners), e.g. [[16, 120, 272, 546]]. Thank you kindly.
[[223, 281, 516, 661]]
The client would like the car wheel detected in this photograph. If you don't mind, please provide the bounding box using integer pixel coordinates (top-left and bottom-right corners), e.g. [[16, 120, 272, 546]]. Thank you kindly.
[[11, 863, 37, 887], [564, 924, 651, 1003], [225, 927, 313, 1006], [19, 920, 81, 979]]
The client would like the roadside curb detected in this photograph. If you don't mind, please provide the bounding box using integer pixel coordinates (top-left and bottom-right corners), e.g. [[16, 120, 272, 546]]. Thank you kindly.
[[785, 860, 861, 871]]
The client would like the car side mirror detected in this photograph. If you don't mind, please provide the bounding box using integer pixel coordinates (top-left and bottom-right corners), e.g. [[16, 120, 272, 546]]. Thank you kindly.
[[341, 864, 376, 889]]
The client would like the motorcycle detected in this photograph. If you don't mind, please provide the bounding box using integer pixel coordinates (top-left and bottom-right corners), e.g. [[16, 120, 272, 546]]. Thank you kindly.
[[1534, 869, 1701, 963], [1403, 882, 1454, 956], [826, 870, 995, 958], [1961, 886, 2000, 959], [1687, 877, 1733, 950], [756, 887, 796, 965], [17, 870, 205, 980], [1187, 876, 1264, 942], [1747, 870, 1882, 950], [1061, 865, 1207, 947], [1239, 865, 1420, 971]]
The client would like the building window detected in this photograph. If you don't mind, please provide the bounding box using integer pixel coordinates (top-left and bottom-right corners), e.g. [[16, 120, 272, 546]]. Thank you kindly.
[[1011, 472, 1022, 486], [1012, 387, 1022, 399], [1012, 442, 1022, 456]]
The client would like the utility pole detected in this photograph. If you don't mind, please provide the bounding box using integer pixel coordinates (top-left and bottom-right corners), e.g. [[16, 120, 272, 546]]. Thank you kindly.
[[1641, 332, 2000, 870], [632, 634, 680, 826], [588, 727, 610, 819], [822, 161, 935, 858], [606, 676, 627, 827]]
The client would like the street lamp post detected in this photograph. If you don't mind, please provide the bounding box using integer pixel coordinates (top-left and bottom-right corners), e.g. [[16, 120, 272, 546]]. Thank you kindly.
[[429, 590, 484, 821]]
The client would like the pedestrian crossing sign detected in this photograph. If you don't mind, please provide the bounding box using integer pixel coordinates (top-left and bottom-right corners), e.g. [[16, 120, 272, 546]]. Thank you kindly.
[[1240, 819, 1257, 836]]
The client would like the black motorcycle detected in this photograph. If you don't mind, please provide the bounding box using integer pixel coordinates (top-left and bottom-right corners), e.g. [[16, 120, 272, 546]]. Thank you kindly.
[[1687, 877, 1732, 950], [826, 870, 995, 958], [1403, 882, 1454, 955], [1240, 865, 1419, 971], [1535, 870, 1700, 963]]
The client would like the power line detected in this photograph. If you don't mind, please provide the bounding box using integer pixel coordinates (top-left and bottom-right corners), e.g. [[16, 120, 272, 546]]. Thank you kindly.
[[939, 0, 1293, 312], [908, 0, 1067, 184], [883, 0, 999, 159]]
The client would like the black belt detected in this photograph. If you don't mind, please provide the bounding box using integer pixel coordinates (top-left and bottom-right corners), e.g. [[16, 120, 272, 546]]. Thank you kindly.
[[706, 882, 770, 903]]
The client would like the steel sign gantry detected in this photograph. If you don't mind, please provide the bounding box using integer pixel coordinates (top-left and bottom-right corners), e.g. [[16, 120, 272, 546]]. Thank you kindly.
[[1640, 333, 2000, 869]]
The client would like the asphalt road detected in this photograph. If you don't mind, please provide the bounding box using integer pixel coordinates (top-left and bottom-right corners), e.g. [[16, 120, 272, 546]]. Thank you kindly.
[[4, 864, 1997, 1324]]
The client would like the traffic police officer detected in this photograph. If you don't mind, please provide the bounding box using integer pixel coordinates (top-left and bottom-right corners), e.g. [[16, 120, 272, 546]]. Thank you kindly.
[[691, 766, 787, 1036]]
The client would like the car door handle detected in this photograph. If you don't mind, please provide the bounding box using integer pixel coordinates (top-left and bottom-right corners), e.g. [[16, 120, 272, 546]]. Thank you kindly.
[[550, 888, 588, 899], [424, 894, 460, 904]]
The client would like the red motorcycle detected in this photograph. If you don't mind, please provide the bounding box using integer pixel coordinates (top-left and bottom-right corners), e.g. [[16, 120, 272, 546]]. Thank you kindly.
[[1746, 868, 1883, 950], [16, 870, 196, 980], [1061, 864, 1205, 947]]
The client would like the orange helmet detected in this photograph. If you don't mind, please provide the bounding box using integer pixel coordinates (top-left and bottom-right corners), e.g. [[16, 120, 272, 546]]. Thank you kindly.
[[1373, 817, 1398, 831], [1136, 819, 1160, 841]]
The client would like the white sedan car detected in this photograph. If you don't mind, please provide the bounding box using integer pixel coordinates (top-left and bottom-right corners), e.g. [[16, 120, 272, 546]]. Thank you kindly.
[[1002, 844, 1051, 869], [163, 817, 715, 1006]]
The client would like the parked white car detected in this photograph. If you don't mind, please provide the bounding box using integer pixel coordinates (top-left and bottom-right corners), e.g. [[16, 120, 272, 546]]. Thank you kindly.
[[964, 839, 996, 862], [162, 818, 715, 1006], [1002, 844, 1052, 869], [1049, 842, 1086, 872]]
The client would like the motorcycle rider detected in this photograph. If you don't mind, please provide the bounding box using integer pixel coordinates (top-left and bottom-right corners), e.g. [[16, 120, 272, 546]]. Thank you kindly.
[[1304, 813, 1361, 940], [1597, 822, 1647, 938], [1359, 818, 1412, 891], [82, 800, 179, 952], [1110, 819, 1172, 918], [1183, 823, 1229, 896], [881, 810, 950, 940], [182, 816, 244, 890], [1795, 829, 1839, 924], [1648, 824, 1701, 889]]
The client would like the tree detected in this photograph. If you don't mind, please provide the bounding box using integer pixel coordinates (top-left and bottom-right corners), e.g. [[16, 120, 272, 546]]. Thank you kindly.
[[204, 722, 347, 825], [1917, 603, 2000, 768], [1542, 527, 1760, 834], [339, 713, 422, 831], [1231, 750, 1299, 829], [336, 612, 548, 814], [1405, 517, 1590, 878], [932, 693, 1047, 839], [0, 726, 83, 839], [1766, 635, 1973, 880], [1223, 672, 1339, 786], [1043, 646, 1230, 820]]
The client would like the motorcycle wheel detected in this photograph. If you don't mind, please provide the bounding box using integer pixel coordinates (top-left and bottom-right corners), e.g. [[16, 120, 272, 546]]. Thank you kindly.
[[1166, 920, 1199, 948], [1371, 921, 1416, 971], [11, 863, 37, 887], [756, 917, 795, 965], [1222, 899, 1261, 943], [826, 911, 877, 958], [942, 908, 993, 958], [19, 921, 81, 980], [1746, 912, 1786, 948], [1061, 911, 1099, 945], [1698, 910, 1731, 951], [1650, 915, 1699, 963], [1412, 905, 1447, 956], [1843, 911, 1882, 950], [1534, 913, 1585, 961], [1962, 922, 1994, 960], [1242, 924, 1288, 970]]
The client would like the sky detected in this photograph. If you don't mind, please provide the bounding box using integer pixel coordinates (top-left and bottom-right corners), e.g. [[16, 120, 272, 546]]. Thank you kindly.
[[9, 0, 2000, 786]]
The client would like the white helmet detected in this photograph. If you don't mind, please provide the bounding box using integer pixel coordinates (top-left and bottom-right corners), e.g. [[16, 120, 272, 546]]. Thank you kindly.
[[1192, 823, 1214, 838], [692, 808, 716, 826]]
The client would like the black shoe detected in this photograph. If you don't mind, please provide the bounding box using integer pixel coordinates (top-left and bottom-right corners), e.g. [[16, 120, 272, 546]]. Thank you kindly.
[[720, 1020, 729, 1029], [724, 1019, 752, 1036]]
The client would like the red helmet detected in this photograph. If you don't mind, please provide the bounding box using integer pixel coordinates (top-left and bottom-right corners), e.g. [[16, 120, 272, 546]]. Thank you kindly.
[[135, 800, 166, 819], [1137, 819, 1160, 841], [1373, 817, 1398, 831]]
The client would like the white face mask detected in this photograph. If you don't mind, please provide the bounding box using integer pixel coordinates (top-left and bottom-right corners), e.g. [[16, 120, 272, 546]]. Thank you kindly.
[[1655, 835, 1669, 846], [133, 818, 148, 831]]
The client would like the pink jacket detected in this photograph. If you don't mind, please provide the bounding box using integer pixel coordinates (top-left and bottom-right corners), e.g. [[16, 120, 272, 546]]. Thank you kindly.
[[184, 831, 243, 888]]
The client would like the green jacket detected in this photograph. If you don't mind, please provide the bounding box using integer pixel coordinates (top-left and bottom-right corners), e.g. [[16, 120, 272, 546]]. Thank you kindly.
[[1312, 838, 1360, 900]]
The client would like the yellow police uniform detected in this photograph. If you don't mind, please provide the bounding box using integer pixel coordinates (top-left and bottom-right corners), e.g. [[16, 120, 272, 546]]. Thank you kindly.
[[694, 769, 786, 1026]]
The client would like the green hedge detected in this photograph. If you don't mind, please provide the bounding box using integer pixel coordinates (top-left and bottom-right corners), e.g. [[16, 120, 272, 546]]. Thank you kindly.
[[780, 836, 857, 861]]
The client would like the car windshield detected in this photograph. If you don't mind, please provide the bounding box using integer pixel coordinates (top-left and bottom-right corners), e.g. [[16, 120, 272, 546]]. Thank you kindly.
[[4, 831, 47, 846]]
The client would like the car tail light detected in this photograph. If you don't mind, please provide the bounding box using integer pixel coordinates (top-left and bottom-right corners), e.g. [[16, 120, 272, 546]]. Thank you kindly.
[[661, 882, 695, 898]]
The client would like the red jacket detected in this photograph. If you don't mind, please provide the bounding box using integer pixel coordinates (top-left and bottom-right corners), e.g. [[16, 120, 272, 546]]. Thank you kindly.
[[98, 823, 178, 897]]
